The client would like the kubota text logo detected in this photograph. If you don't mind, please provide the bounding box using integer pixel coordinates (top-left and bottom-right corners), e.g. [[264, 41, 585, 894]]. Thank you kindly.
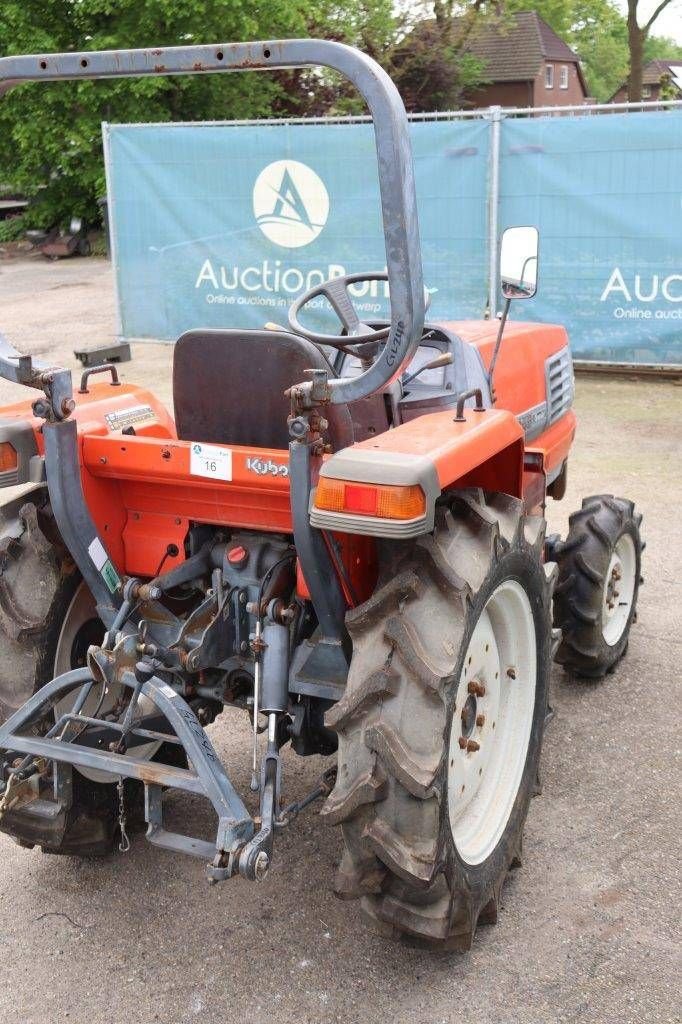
[[252, 160, 329, 249]]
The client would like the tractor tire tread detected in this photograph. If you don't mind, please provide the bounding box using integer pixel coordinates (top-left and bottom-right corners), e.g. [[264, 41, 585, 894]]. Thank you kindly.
[[553, 495, 643, 679], [324, 489, 553, 948]]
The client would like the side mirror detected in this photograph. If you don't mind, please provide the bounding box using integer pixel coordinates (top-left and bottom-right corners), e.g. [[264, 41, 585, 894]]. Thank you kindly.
[[500, 226, 538, 300]]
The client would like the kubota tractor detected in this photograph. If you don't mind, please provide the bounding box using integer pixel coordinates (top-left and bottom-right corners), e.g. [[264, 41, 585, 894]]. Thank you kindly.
[[0, 41, 643, 950]]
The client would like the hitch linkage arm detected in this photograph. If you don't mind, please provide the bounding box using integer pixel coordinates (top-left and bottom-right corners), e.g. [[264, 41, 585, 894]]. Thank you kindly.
[[0, 333, 74, 422], [0, 667, 255, 869]]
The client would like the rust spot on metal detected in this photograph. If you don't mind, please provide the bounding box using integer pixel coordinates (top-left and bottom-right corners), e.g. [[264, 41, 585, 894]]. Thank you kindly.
[[137, 762, 176, 787], [154, 65, 166, 73], [151, 49, 163, 56], [467, 680, 485, 697], [193, 61, 206, 71], [466, 739, 480, 753]]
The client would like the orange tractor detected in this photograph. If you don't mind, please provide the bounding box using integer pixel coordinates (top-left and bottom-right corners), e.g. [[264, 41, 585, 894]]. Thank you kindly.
[[0, 41, 642, 950]]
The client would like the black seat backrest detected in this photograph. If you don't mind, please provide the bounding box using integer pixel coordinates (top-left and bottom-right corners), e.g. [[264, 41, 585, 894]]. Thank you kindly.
[[173, 329, 354, 451]]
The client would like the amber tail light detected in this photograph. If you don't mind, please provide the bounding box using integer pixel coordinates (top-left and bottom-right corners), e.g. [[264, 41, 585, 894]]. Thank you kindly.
[[314, 478, 426, 521], [0, 443, 18, 473]]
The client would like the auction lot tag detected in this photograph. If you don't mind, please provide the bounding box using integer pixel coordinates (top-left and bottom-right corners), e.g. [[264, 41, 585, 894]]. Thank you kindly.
[[88, 537, 108, 571], [190, 442, 232, 481]]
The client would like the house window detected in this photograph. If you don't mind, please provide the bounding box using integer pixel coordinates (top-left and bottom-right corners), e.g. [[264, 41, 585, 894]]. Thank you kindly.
[[560, 65, 569, 89], [545, 64, 554, 88], [642, 85, 651, 98]]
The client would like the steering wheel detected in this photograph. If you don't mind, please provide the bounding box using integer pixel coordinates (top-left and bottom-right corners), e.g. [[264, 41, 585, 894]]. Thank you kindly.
[[288, 271, 391, 347]]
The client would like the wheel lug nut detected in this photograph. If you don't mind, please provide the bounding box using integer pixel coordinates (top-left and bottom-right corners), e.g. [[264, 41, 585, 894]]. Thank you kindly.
[[476, 714, 485, 727], [467, 680, 485, 697], [458, 737, 468, 749], [466, 740, 480, 753]]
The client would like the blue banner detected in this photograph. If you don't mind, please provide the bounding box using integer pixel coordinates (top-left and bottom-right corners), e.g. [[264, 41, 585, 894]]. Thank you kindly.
[[105, 119, 489, 341], [499, 110, 682, 364], [106, 109, 682, 364]]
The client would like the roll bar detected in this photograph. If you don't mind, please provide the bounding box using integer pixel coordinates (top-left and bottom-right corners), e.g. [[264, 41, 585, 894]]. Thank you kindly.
[[0, 40, 425, 407]]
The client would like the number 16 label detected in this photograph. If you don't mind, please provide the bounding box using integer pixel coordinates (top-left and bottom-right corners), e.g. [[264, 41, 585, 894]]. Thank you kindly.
[[190, 442, 232, 481]]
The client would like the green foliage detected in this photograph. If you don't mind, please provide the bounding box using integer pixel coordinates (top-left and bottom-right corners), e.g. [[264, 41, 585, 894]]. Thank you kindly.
[[386, 2, 501, 113], [0, 214, 28, 242], [570, 0, 630, 100], [644, 34, 682, 62], [2, 0, 677, 223], [0, 0, 394, 226]]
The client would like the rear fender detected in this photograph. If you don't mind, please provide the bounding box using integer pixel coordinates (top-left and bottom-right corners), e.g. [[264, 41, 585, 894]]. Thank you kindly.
[[0, 382, 175, 494], [310, 407, 524, 537]]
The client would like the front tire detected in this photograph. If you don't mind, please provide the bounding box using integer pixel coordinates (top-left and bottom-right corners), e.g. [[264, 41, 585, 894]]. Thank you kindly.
[[322, 490, 556, 949], [553, 495, 643, 679]]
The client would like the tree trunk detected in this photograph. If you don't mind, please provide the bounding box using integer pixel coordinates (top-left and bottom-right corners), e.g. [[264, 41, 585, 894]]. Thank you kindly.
[[627, 4, 645, 102]]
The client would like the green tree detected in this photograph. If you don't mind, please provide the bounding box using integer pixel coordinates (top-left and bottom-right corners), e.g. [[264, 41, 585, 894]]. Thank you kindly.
[[643, 32, 682, 62], [0, 0, 394, 226], [569, 0, 629, 100], [387, 2, 503, 113], [625, 0, 677, 100]]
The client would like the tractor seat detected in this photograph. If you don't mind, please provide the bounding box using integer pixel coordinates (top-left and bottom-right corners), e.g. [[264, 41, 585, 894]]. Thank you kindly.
[[172, 329, 355, 452]]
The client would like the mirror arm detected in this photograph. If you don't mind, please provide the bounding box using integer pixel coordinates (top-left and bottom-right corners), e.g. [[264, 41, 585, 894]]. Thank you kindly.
[[519, 255, 535, 288], [487, 296, 512, 404]]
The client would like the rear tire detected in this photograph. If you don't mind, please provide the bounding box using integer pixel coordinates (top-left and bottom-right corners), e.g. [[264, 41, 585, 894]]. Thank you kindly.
[[322, 490, 556, 949], [0, 498, 119, 854], [0, 495, 78, 725], [0, 497, 181, 856], [552, 495, 643, 679]]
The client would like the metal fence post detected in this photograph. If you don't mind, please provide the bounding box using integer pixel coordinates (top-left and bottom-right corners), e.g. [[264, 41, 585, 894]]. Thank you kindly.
[[101, 122, 123, 340], [487, 105, 503, 319]]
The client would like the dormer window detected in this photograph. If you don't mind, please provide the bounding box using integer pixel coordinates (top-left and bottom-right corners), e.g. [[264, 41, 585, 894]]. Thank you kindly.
[[560, 65, 569, 89], [545, 64, 554, 88]]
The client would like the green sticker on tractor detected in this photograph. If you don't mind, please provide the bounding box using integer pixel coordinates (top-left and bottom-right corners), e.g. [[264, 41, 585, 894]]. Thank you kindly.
[[101, 560, 121, 594]]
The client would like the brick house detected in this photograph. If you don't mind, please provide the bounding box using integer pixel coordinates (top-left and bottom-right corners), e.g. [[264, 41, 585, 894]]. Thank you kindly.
[[609, 60, 682, 103], [465, 11, 590, 109]]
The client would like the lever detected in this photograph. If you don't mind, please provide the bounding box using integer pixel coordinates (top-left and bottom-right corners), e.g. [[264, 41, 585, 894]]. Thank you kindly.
[[401, 351, 453, 387]]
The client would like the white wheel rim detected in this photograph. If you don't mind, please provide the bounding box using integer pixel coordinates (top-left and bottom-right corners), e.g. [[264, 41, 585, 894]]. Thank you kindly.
[[448, 579, 537, 866], [602, 533, 636, 646], [54, 582, 161, 782]]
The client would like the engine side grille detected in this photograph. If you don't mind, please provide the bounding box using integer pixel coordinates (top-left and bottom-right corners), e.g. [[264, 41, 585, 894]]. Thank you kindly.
[[545, 346, 574, 425]]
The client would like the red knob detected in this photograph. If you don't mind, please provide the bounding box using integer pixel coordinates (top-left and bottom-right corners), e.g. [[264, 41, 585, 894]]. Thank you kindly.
[[227, 545, 248, 567]]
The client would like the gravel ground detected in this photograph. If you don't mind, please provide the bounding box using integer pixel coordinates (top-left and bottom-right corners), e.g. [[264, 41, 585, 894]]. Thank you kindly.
[[0, 255, 679, 1024]]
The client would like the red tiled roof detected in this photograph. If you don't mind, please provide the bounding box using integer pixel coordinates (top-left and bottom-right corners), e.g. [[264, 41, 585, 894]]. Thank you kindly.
[[642, 59, 679, 85], [467, 11, 581, 82], [609, 59, 682, 100]]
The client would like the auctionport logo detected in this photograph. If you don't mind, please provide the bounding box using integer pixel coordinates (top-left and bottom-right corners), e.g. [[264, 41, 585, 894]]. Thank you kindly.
[[252, 160, 329, 249]]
